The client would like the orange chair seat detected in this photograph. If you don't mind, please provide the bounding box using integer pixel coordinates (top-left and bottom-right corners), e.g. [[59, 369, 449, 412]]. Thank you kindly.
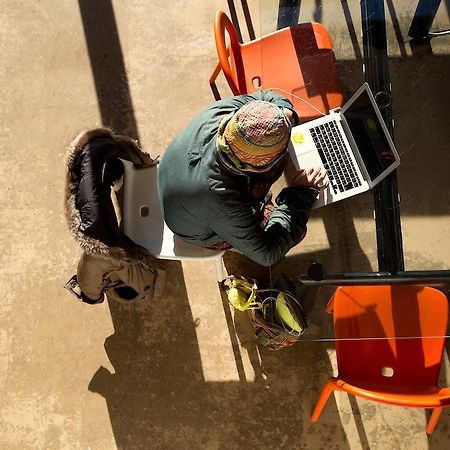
[[312, 285, 450, 434], [239, 24, 343, 121], [211, 11, 344, 122]]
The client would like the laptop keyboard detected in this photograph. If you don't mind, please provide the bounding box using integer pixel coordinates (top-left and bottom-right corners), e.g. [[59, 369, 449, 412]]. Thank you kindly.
[[309, 121, 362, 194]]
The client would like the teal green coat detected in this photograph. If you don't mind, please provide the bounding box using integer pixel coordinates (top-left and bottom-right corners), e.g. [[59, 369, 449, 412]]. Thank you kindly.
[[158, 90, 317, 267]]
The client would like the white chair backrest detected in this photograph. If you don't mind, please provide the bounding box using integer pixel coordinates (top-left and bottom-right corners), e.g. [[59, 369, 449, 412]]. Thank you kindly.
[[121, 160, 225, 269]]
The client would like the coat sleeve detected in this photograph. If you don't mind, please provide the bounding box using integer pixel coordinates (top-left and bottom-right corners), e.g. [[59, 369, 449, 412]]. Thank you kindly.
[[209, 186, 318, 266], [77, 252, 111, 302]]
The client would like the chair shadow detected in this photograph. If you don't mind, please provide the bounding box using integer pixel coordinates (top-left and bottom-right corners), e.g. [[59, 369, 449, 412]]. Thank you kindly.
[[88, 260, 352, 449], [221, 203, 373, 445], [289, 23, 343, 112]]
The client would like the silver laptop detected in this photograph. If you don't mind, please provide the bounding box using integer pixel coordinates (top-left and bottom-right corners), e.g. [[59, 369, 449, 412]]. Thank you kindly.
[[288, 83, 400, 208]]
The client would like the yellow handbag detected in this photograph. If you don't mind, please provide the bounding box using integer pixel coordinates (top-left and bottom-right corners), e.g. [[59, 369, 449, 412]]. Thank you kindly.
[[223, 276, 262, 311]]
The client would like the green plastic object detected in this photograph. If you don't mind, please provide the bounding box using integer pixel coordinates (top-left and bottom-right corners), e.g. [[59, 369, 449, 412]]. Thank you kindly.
[[275, 291, 304, 333]]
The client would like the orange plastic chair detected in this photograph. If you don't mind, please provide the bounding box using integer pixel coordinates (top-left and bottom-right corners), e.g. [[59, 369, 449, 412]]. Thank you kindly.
[[209, 10, 344, 122], [311, 285, 450, 434]]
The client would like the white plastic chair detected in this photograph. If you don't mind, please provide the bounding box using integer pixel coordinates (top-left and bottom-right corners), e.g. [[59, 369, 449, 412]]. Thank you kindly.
[[121, 160, 225, 281]]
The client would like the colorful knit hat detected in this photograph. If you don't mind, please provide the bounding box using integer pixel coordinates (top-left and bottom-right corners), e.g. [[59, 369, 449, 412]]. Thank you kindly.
[[220, 101, 291, 171]]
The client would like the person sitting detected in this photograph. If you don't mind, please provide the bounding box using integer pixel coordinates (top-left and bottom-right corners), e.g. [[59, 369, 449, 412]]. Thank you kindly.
[[158, 90, 327, 267]]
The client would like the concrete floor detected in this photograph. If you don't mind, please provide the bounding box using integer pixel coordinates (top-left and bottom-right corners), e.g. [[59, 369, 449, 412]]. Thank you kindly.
[[1, 0, 450, 448]]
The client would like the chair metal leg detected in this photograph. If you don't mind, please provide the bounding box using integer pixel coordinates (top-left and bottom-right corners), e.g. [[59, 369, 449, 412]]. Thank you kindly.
[[215, 255, 225, 282], [311, 378, 337, 422], [325, 297, 334, 314], [426, 407, 443, 434]]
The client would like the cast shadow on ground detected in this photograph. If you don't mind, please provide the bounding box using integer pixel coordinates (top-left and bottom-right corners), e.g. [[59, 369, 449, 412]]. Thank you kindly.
[[88, 260, 351, 449], [78, 0, 351, 446]]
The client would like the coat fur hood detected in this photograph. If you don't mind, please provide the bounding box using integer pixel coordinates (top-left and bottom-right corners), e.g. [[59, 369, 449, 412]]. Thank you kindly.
[[65, 128, 158, 264]]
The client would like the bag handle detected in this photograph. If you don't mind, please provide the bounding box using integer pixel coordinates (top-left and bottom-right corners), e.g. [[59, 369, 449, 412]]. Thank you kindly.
[[223, 276, 263, 311]]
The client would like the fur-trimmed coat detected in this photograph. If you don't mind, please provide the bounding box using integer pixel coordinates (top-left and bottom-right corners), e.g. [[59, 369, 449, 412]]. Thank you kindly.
[[65, 128, 165, 303]]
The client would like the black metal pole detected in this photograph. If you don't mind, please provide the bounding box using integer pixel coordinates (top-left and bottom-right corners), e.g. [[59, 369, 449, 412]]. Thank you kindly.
[[298, 270, 450, 287], [408, 0, 442, 39], [277, 0, 301, 29], [360, 0, 404, 273]]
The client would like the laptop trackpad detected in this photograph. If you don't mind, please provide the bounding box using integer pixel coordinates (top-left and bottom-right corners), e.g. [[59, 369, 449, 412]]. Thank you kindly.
[[294, 150, 323, 171]]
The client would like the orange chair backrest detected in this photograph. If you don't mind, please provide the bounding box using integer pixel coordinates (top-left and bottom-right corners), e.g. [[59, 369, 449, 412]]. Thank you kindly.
[[332, 285, 449, 389], [214, 11, 247, 96]]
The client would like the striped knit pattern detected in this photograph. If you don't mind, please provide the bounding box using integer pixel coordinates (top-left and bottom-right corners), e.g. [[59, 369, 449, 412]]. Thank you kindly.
[[224, 101, 290, 167]]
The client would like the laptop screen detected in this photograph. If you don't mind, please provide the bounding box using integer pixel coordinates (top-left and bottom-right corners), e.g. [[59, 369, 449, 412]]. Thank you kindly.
[[342, 90, 396, 181]]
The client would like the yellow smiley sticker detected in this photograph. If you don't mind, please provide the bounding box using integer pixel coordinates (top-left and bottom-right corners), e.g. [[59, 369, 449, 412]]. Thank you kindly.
[[292, 132, 304, 144], [367, 118, 377, 131]]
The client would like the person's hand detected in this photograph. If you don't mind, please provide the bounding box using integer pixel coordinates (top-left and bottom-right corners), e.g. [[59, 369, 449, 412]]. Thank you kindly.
[[290, 167, 329, 191]]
